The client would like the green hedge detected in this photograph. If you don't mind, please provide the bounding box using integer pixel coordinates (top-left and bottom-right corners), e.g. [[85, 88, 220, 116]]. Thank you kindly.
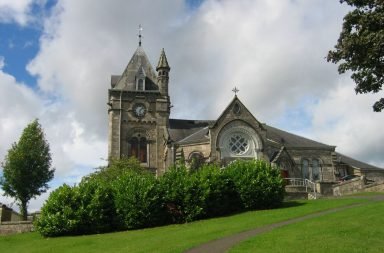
[[35, 159, 284, 237], [224, 160, 285, 209], [113, 171, 167, 229]]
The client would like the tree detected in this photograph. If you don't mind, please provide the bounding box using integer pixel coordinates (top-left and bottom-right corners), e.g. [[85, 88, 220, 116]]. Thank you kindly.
[[0, 119, 54, 220], [327, 0, 384, 111]]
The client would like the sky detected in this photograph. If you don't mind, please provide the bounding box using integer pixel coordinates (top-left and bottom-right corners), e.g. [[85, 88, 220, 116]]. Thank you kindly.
[[0, 0, 383, 212]]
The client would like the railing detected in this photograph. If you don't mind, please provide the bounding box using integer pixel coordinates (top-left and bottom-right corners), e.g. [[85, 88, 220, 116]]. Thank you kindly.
[[284, 178, 317, 199]]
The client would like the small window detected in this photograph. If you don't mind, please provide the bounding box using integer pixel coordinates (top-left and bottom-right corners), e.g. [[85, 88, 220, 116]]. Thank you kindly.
[[312, 159, 320, 181], [137, 79, 144, 91]]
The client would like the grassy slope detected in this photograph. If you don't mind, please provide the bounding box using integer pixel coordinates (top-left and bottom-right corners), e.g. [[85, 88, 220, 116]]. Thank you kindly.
[[0, 198, 366, 253], [230, 199, 384, 253]]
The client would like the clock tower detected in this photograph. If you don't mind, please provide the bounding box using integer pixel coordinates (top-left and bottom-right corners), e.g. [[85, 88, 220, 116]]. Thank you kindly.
[[107, 41, 171, 174]]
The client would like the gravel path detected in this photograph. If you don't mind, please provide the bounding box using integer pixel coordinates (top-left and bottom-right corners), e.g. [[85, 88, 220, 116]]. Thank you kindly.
[[184, 195, 383, 253]]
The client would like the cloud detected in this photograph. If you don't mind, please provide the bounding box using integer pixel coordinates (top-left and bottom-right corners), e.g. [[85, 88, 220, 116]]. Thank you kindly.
[[0, 56, 106, 208], [0, 0, 34, 25], [310, 78, 384, 168]]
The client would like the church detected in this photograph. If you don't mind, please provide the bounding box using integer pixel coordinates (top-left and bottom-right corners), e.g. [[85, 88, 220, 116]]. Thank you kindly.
[[107, 38, 383, 194]]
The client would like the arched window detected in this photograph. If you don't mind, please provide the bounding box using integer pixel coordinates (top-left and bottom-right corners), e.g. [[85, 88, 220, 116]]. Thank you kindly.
[[218, 121, 261, 161], [302, 159, 309, 180], [312, 159, 320, 181], [129, 136, 147, 163], [188, 152, 204, 171]]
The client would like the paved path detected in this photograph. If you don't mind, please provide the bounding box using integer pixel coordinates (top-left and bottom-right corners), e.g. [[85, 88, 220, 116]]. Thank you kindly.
[[185, 195, 384, 253]]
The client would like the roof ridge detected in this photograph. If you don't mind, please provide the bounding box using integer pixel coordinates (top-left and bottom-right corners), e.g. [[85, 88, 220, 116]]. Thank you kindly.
[[177, 126, 209, 143]]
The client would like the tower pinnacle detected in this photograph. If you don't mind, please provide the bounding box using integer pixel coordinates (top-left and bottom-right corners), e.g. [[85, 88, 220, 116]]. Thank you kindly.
[[156, 48, 170, 71]]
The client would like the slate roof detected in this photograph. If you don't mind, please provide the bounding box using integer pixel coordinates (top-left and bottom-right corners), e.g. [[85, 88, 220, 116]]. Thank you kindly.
[[264, 124, 335, 150], [112, 45, 158, 90], [168, 119, 214, 143], [336, 152, 382, 170]]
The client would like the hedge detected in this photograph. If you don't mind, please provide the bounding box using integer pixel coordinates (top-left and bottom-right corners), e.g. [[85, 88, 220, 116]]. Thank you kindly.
[[35, 159, 284, 237]]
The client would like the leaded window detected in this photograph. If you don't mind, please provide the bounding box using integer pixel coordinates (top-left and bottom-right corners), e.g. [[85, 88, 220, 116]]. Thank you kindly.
[[129, 136, 147, 163], [302, 159, 309, 179], [228, 133, 249, 155]]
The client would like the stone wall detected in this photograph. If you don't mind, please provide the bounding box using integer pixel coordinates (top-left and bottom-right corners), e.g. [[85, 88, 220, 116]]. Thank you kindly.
[[363, 181, 384, 192], [0, 221, 33, 235], [333, 177, 384, 196], [333, 177, 364, 196]]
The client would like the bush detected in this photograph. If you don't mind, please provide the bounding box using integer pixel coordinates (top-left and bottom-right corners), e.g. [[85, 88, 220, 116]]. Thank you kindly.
[[35, 184, 81, 237], [159, 164, 242, 222], [158, 165, 202, 223], [112, 171, 167, 229], [224, 160, 284, 210], [36, 178, 117, 237], [194, 164, 242, 217], [75, 178, 118, 234]]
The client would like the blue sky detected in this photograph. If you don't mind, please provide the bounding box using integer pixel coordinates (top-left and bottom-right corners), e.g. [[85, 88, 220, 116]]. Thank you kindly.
[[0, 0, 383, 211], [0, 0, 58, 87]]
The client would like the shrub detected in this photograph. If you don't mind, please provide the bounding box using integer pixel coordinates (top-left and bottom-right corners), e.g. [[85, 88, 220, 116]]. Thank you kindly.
[[159, 164, 242, 222], [36, 178, 117, 237], [35, 184, 81, 237], [224, 160, 284, 210], [75, 178, 117, 234], [112, 171, 167, 229], [158, 165, 201, 223], [194, 164, 242, 217], [37, 159, 284, 237]]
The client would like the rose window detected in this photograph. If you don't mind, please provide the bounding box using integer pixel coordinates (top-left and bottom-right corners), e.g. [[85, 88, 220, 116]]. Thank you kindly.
[[228, 134, 249, 155]]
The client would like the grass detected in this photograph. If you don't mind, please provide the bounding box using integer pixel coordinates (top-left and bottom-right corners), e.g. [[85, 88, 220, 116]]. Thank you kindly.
[[230, 198, 384, 253], [0, 197, 367, 253]]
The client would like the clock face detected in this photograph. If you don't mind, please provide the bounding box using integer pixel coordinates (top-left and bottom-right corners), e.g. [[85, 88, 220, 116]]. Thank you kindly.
[[133, 103, 146, 118]]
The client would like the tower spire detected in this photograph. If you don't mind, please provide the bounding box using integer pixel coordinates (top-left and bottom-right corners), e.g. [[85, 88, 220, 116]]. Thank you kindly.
[[156, 48, 170, 96], [156, 48, 170, 71], [138, 24, 143, 46]]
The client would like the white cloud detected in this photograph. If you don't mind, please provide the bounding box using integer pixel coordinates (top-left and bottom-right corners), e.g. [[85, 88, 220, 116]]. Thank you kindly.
[[0, 56, 106, 208], [310, 78, 384, 168], [0, 0, 34, 25]]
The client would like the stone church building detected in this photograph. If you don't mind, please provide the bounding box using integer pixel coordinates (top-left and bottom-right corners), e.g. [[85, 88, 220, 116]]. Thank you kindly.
[[107, 41, 383, 190]]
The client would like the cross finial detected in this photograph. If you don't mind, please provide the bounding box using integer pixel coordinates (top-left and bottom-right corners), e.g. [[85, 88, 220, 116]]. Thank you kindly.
[[138, 24, 143, 46], [232, 86, 239, 95]]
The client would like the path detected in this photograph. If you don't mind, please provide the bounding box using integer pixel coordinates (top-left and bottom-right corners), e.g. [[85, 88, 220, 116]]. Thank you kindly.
[[185, 195, 384, 253]]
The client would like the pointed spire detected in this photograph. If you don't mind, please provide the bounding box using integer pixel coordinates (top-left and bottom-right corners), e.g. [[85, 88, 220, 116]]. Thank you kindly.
[[156, 48, 170, 71]]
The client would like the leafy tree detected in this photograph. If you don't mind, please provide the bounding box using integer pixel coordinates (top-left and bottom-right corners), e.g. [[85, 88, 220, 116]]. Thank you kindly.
[[86, 156, 145, 182], [0, 119, 54, 220], [327, 0, 384, 111]]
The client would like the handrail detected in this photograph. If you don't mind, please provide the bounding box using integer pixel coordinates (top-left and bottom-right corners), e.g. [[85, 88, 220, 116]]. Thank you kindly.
[[284, 178, 317, 199]]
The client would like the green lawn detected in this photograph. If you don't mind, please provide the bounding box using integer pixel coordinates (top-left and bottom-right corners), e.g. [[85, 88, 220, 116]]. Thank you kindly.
[[230, 198, 384, 253], [0, 198, 370, 253]]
